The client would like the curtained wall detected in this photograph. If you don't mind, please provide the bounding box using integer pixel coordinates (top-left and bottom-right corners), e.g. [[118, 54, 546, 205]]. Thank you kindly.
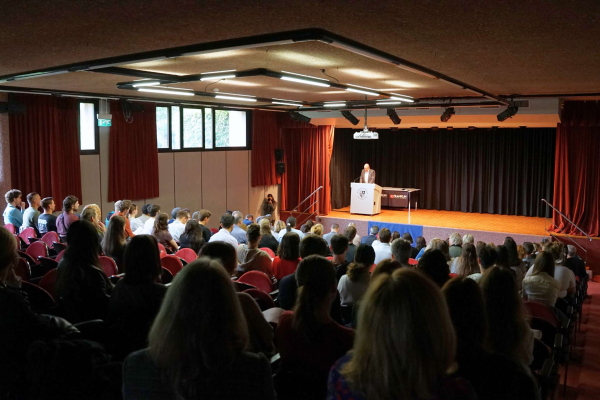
[[251, 110, 281, 187], [553, 101, 600, 237], [8, 94, 82, 209], [331, 127, 555, 217]]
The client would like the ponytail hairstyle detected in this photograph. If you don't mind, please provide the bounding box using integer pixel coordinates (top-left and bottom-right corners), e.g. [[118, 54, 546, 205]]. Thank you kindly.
[[292, 255, 336, 341], [286, 216, 297, 232]]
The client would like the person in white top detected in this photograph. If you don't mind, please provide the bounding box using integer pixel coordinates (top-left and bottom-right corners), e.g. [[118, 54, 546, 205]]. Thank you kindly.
[[277, 216, 305, 242], [526, 243, 576, 299], [129, 203, 144, 232], [338, 263, 370, 305], [322, 223, 339, 246], [522, 251, 561, 306], [136, 204, 160, 235], [208, 213, 239, 248], [135, 203, 151, 226], [372, 228, 392, 264], [168, 209, 190, 242]]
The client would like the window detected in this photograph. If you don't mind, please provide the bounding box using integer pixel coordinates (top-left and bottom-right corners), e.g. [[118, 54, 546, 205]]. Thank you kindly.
[[215, 110, 247, 147], [183, 108, 203, 148], [79, 102, 98, 153], [205, 108, 213, 149], [171, 106, 181, 150], [156, 107, 169, 149]]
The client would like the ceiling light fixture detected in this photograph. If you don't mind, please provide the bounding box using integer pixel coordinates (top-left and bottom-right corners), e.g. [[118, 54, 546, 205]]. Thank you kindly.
[[440, 107, 455, 122], [376, 101, 403, 105], [497, 105, 519, 122], [201, 69, 237, 75], [215, 95, 257, 102], [132, 81, 161, 87], [199, 74, 236, 81], [346, 88, 379, 96], [323, 103, 346, 107], [347, 83, 378, 91], [341, 110, 360, 125], [387, 108, 401, 125], [281, 76, 331, 87], [281, 71, 329, 81], [272, 98, 302, 103], [138, 88, 195, 96], [289, 111, 311, 123], [391, 92, 414, 99], [390, 96, 414, 103], [272, 101, 304, 107]]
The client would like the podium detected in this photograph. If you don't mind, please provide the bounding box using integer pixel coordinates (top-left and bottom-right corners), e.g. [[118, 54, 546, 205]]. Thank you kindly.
[[350, 183, 382, 215]]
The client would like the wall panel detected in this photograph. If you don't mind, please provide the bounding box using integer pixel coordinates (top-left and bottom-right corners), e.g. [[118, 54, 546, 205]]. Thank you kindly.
[[80, 154, 101, 207], [226, 151, 250, 215], [201, 151, 227, 229], [174, 152, 203, 214], [145, 152, 175, 215]]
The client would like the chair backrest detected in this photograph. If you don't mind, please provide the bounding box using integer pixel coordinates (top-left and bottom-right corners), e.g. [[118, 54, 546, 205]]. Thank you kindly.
[[41, 231, 60, 248], [524, 301, 560, 328], [238, 271, 272, 293], [157, 243, 166, 254], [26, 241, 49, 260], [53, 242, 67, 254], [39, 268, 58, 297], [4, 223, 16, 234], [19, 227, 37, 244], [408, 258, 418, 266], [529, 317, 558, 350], [15, 257, 31, 281], [17, 250, 37, 267], [449, 273, 459, 278], [243, 288, 276, 311], [210, 228, 219, 235], [260, 247, 276, 258], [20, 281, 55, 313], [175, 248, 197, 264], [55, 249, 66, 263], [98, 256, 119, 277], [161, 255, 183, 277]]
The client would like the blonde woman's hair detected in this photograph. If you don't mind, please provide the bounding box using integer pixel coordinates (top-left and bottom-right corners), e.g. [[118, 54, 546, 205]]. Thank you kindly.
[[462, 234, 474, 245], [259, 218, 272, 236], [342, 269, 456, 400], [449, 232, 463, 246], [148, 258, 248, 398], [83, 204, 102, 222], [274, 220, 286, 234], [0, 227, 18, 271], [310, 223, 323, 237]]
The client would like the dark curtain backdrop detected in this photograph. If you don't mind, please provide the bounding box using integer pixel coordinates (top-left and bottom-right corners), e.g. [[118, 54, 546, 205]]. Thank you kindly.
[[108, 100, 159, 202], [331, 127, 555, 217], [8, 94, 82, 209], [553, 101, 600, 237]]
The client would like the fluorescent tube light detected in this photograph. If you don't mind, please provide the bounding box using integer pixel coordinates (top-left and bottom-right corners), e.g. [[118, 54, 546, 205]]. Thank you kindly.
[[200, 74, 236, 81], [281, 71, 329, 81], [323, 103, 346, 107], [391, 93, 414, 99], [132, 81, 161, 87], [376, 101, 403, 105], [215, 95, 257, 102], [201, 69, 237, 74], [139, 88, 195, 96], [347, 83, 378, 91], [346, 88, 379, 96], [281, 76, 330, 87], [272, 101, 304, 106], [390, 96, 414, 103], [272, 98, 303, 103]]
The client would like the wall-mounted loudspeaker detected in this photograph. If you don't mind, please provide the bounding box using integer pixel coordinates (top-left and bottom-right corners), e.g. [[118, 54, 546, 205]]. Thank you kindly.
[[276, 162, 285, 174], [275, 148, 284, 161]]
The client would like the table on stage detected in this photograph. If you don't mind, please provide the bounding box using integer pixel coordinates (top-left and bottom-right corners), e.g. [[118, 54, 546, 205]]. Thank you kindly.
[[380, 188, 421, 223]]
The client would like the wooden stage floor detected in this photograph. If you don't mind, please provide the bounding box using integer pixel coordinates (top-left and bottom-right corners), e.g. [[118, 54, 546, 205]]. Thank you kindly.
[[328, 207, 549, 236]]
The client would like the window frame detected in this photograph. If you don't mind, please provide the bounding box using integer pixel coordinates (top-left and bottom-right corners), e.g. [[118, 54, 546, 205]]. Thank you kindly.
[[78, 99, 100, 155]]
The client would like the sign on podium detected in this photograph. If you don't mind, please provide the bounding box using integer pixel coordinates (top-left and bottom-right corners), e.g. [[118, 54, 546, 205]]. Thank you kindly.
[[350, 183, 382, 215]]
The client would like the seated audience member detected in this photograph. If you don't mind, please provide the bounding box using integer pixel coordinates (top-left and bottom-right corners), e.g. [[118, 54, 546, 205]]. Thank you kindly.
[[56, 195, 80, 240], [449, 232, 463, 258], [55, 221, 113, 323], [300, 223, 311, 234], [371, 259, 402, 279], [168, 207, 180, 224], [323, 223, 339, 246], [522, 242, 536, 267], [452, 243, 479, 276], [112, 199, 135, 239], [372, 227, 392, 264], [168, 209, 189, 242], [276, 256, 354, 399], [277, 216, 305, 242], [565, 244, 587, 280], [414, 236, 428, 260], [338, 259, 370, 306], [136, 203, 151, 225], [152, 212, 179, 253], [243, 214, 254, 225], [463, 233, 475, 246], [475, 240, 487, 257], [23, 192, 41, 235], [517, 245, 527, 262], [128, 203, 144, 232], [110, 235, 168, 359], [81, 205, 104, 244], [38, 197, 58, 234], [272, 232, 301, 280], [273, 219, 286, 236], [401, 232, 418, 259], [344, 226, 358, 263], [0, 227, 62, 393], [434, 238, 452, 264], [3, 189, 25, 228], [343, 243, 376, 280], [417, 249, 450, 287], [330, 234, 349, 280], [328, 269, 475, 400], [360, 225, 378, 246], [348, 222, 361, 246], [504, 236, 526, 281], [209, 213, 238, 247], [527, 243, 575, 299], [390, 238, 412, 268], [123, 258, 275, 400], [443, 277, 539, 400], [258, 218, 279, 254], [102, 215, 127, 270], [192, 209, 212, 242], [138, 204, 160, 235], [469, 245, 497, 282], [522, 251, 560, 307], [236, 223, 273, 278], [480, 267, 533, 370], [495, 245, 510, 269], [178, 219, 206, 254], [84, 203, 105, 230], [391, 231, 400, 242], [310, 223, 324, 237], [231, 211, 249, 244]]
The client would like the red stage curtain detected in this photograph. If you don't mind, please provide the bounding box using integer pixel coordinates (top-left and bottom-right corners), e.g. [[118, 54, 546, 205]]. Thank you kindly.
[[8, 94, 82, 209], [553, 101, 600, 237], [108, 101, 159, 202], [251, 110, 281, 187], [281, 123, 335, 215]]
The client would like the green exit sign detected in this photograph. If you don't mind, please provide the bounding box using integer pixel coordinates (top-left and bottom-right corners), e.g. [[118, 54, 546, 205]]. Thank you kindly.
[[98, 118, 112, 127]]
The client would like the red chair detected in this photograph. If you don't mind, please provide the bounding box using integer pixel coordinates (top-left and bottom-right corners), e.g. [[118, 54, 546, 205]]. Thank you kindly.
[[161, 255, 183, 277], [36, 257, 59, 278], [175, 248, 197, 264], [210, 228, 219, 235], [238, 271, 272, 293], [26, 241, 49, 260], [14, 257, 31, 281], [20, 281, 55, 313], [449, 273, 459, 278], [326, 256, 334, 261], [99, 256, 118, 277], [524, 301, 560, 328], [17, 250, 38, 267], [41, 231, 60, 248], [55, 250, 66, 263], [19, 227, 36, 245], [53, 242, 67, 254], [39, 268, 58, 297], [408, 258, 418, 266], [243, 288, 276, 311], [260, 247, 276, 258], [4, 223, 16, 234], [157, 243, 166, 254]]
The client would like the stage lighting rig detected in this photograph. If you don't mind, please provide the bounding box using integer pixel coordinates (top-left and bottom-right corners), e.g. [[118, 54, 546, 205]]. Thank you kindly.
[[288, 111, 311, 124], [341, 110, 360, 126], [386, 108, 401, 125], [497, 105, 519, 122], [440, 107, 455, 122]]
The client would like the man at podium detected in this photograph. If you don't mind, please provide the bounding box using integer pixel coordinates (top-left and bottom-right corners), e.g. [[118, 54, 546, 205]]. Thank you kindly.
[[359, 163, 376, 184]]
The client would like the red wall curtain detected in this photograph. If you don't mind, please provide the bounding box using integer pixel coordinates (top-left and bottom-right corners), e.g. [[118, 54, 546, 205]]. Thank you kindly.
[[251, 110, 281, 187], [281, 123, 335, 215], [108, 101, 159, 202], [553, 101, 600, 237], [8, 94, 82, 209]]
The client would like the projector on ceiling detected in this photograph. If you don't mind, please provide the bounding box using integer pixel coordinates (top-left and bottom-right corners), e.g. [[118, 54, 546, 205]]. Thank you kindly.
[[353, 126, 379, 140]]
